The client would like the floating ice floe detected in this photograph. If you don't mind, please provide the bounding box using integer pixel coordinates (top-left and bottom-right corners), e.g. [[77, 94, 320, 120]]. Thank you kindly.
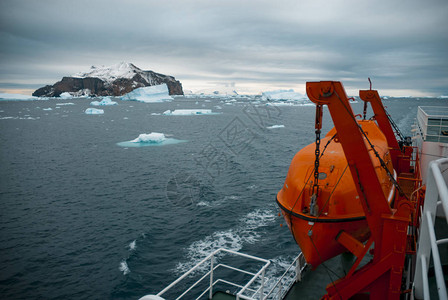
[[120, 84, 173, 103], [0, 92, 41, 101], [90, 97, 118, 106], [43, 108, 53, 111], [85, 108, 104, 115], [162, 109, 219, 115], [131, 132, 166, 143], [117, 132, 187, 147], [59, 92, 73, 99], [56, 102, 75, 106], [267, 125, 285, 129]]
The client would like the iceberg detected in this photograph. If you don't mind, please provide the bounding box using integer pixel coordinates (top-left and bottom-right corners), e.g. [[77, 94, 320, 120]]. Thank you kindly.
[[195, 87, 239, 97], [85, 108, 104, 115], [266, 102, 314, 107], [163, 109, 218, 115], [90, 97, 118, 106], [117, 132, 187, 147], [120, 84, 173, 103], [261, 89, 307, 101], [0, 92, 41, 101]]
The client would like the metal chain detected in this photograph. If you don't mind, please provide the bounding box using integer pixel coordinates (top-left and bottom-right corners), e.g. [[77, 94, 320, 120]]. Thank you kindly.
[[312, 104, 323, 197], [363, 101, 368, 120], [385, 109, 405, 141], [333, 90, 408, 199], [309, 105, 323, 216], [313, 127, 321, 196]]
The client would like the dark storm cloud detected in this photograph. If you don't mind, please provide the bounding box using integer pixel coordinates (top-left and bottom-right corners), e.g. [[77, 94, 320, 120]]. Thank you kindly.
[[0, 0, 447, 95]]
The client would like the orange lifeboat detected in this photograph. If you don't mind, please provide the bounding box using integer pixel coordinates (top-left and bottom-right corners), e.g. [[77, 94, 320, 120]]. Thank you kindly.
[[276, 119, 395, 269]]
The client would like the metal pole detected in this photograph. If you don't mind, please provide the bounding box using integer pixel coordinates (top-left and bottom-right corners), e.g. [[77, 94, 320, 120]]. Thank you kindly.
[[426, 211, 448, 300], [420, 255, 430, 300], [260, 269, 265, 300], [209, 254, 214, 299], [295, 257, 301, 282]]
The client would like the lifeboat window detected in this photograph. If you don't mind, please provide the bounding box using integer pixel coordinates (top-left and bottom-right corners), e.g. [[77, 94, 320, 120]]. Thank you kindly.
[[318, 172, 327, 180]]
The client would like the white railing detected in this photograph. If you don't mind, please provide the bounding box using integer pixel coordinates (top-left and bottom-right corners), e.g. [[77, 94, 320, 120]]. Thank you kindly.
[[151, 248, 271, 300], [414, 158, 448, 300], [264, 252, 307, 300], [140, 248, 307, 300]]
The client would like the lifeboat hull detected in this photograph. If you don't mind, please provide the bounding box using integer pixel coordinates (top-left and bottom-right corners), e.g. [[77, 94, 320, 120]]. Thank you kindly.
[[277, 200, 370, 269], [277, 120, 395, 269]]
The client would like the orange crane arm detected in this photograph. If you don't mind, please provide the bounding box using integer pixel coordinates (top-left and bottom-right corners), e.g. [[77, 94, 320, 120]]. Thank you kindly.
[[359, 89, 402, 170]]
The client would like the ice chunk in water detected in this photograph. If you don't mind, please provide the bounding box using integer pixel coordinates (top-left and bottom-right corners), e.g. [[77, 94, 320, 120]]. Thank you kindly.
[[90, 97, 117, 106], [267, 125, 285, 129], [163, 109, 217, 115], [85, 108, 104, 114], [117, 132, 187, 147], [130, 132, 166, 143]]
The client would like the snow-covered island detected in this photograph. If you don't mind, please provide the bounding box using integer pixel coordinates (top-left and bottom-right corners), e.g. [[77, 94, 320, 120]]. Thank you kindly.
[[32, 62, 183, 98]]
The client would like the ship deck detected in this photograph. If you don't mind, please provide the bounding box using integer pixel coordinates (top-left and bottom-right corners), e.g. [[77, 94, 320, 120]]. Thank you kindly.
[[211, 291, 236, 300]]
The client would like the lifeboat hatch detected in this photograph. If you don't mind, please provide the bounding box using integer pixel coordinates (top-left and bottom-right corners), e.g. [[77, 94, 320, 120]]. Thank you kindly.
[[304, 166, 340, 188]]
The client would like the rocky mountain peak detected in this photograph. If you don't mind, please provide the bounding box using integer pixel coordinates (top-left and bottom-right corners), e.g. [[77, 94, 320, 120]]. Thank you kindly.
[[33, 62, 183, 97]]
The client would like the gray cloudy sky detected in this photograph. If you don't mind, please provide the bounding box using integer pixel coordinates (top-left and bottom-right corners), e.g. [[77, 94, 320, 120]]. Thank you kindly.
[[1, 0, 447, 96]]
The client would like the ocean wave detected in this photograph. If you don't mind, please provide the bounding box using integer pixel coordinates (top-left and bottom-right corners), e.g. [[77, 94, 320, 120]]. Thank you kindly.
[[129, 240, 136, 251], [119, 259, 130, 275], [175, 209, 276, 273]]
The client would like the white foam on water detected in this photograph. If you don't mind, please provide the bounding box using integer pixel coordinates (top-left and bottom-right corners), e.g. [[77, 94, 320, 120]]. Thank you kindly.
[[197, 195, 238, 208], [119, 259, 130, 275], [129, 240, 137, 251], [175, 230, 243, 274], [255, 255, 297, 295], [175, 209, 276, 273]]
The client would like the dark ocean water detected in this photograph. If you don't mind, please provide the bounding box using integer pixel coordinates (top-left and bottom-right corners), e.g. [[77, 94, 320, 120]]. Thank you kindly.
[[0, 95, 446, 299]]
